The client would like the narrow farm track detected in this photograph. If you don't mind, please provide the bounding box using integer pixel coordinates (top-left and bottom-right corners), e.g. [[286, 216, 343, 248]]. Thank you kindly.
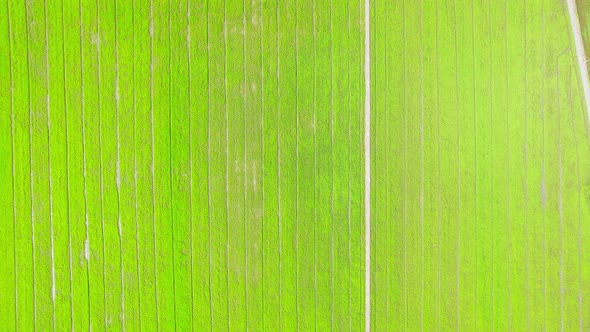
[[371, 0, 590, 330], [0, 0, 365, 330]]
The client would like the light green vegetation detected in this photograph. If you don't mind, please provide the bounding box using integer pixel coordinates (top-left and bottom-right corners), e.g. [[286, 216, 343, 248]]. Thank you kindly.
[[371, 0, 590, 330], [0, 0, 365, 330], [3, 0, 590, 330]]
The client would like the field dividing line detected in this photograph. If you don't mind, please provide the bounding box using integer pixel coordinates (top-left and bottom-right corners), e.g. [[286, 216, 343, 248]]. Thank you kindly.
[[504, 1, 510, 326], [385, 0, 390, 328], [312, 0, 318, 327], [295, 1, 301, 329], [24, 3, 37, 328], [7, 3, 19, 328], [435, 0, 442, 328], [541, 2, 547, 325], [260, 0, 265, 322], [223, 1, 231, 327], [276, 2, 282, 327], [149, 0, 160, 326], [242, 0, 248, 326], [489, 3, 494, 328], [187, 0, 194, 328], [96, 1, 110, 325], [452, 1, 460, 327], [166, 0, 178, 327], [330, 0, 335, 328], [403, 1, 408, 328], [60, 0, 75, 327], [42, 0, 57, 327], [566, 0, 590, 123], [471, 1, 477, 323], [206, 1, 214, 326], [96, 1, 109, 324], [523, 1, 530, 326], [131, 0, 142, 326], [260, 0, 265, 323], [556, 48, 567, 332], [364, 0, 370, 330], [114, 1, 126, 326], [79, 0, 92, 326], [346, 2, 353, 329], [419, 3, 425, 329]]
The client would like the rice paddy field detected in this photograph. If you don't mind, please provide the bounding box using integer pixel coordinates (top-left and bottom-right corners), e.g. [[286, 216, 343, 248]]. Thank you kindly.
[[1, 0, 590, 331], [0, 0, 365, 330], [370, 0, 590, 330]]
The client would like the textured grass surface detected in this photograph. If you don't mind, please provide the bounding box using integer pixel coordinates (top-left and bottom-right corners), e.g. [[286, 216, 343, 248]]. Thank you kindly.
[[3, 0, 590, 331], [370, 0, 590, 330], [0, 0, 365, 330]]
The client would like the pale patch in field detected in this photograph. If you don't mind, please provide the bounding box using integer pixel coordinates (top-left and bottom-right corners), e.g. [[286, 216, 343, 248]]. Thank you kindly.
[[90, 33, 100, 46], [84, 238, 90, 261]]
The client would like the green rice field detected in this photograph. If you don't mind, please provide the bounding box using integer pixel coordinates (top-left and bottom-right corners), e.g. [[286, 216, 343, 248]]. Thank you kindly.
[[1, 0, 590, 330], [371, 0, 590, 330]]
